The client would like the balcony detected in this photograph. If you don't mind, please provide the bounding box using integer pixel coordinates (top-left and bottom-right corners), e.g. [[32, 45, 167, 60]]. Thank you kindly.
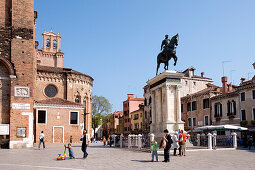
[[227, 112, 235, 118], [214, 113, 222, 121]]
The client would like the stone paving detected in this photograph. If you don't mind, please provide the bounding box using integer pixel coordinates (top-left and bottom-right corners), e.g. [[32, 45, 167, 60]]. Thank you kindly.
[[0, 142, 254, 170]]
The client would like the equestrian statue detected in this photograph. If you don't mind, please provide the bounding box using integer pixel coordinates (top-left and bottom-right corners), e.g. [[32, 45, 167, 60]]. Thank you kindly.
[[156, 34, 179, 75]]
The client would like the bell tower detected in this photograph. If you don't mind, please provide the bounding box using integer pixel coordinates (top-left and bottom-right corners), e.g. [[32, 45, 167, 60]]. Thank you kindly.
[[37, 31, 64, 68], [42, 31, 61, 53]]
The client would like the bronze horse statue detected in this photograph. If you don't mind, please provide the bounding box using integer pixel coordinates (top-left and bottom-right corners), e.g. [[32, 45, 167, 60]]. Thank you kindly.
[[156, 34, 179, 75]]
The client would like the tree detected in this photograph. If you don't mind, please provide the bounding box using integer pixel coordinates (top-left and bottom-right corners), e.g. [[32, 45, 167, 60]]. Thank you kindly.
[[92, 95, 112, 139]]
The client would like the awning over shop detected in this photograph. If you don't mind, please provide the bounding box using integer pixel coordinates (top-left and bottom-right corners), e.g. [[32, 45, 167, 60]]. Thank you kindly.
[[193, 125, 248, 132]]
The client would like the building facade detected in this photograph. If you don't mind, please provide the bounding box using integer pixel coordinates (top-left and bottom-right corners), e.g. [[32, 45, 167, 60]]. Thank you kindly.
[[123, 94, 144, 135], [237, 69, 255, 132], [181, 84, 221, 131], [0, 1, 93, 148], [130, 104, 144, 134]]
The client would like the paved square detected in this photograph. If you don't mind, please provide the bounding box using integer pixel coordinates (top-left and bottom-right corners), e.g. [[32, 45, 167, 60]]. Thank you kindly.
[[0, 142, 254, 170]]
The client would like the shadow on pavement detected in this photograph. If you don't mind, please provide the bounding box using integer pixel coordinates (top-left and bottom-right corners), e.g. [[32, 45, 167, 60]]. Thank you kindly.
[[131, 160, 152, 163]]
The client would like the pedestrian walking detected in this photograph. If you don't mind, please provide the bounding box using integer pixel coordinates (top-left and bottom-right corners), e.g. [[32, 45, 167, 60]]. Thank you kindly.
[[109, 136, 112, 147], [179, 130, 189, 156], [248, 136, 253, 150], [151, 138, 158, 162], [65, 143, 75, 159], [81, 129, 90, 159], [162, 129, 172, 162], [172, 132, 179, 156], [70, 136, 73, 144], [38, 131, 45, 149]]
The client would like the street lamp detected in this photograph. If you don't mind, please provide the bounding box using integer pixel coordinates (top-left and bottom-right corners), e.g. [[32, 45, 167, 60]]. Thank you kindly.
[[83, 99, 89, 130]]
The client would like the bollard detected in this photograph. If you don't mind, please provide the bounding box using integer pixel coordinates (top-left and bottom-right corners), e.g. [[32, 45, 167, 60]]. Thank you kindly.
[[120, 134, 123, 148], [113, 135, 117, 147], [197, 134, 200, 146], [128, 134, 131, 149], [135, 135, 138, 147], [150, 133, 155, 151], [231, 132, 237, 149], [213, 133, 217, 149], [207, 133, 212, 150], [138, 134, 142, 150]]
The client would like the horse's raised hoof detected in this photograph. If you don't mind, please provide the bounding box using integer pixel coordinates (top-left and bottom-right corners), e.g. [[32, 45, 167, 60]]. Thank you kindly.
[[174, 63, 176, 66]]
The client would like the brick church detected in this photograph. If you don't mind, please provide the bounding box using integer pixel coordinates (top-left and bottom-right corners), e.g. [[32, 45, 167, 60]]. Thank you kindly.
[[0, 0, 93, 148]]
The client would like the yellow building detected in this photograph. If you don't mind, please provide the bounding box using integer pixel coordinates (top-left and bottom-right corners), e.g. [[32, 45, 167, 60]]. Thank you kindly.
[[130, 104, 144, 134]]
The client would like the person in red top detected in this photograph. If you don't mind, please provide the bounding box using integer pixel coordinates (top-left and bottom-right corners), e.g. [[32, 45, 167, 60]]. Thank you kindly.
[[178, 130, 189, 156]]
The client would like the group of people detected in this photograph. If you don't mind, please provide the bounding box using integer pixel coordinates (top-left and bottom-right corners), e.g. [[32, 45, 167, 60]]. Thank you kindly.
[[38, 130, 90, 160], [102, 136, 113, 147], [151, 129, 189, 162]]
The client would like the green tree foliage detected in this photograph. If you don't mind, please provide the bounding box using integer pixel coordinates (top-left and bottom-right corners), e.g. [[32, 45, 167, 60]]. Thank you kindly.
[[92, 95, 112, 138], [92, 95, 112, 116]]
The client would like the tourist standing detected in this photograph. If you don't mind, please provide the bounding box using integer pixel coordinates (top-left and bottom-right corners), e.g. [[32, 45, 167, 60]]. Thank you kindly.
[[151, 139, 158, 162], [177, 129, 182, 155], [172, 132, 179, 156], [82, 129, 89, 159], [179, 130, 188, 156], [70, 136, 73, 144], [162, 129, 172, 162], [109, 136, 112, 147], [103, 137, 107, 146], [38, 131, 45, 149], [248, 136, 253, 150]]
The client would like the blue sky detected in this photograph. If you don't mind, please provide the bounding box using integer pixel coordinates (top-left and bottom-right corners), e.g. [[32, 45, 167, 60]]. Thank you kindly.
[[35, 0, 255, 111]]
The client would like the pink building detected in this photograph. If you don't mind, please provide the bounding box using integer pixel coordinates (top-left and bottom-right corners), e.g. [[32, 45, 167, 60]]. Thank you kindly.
[[123, 94, 144, 135]]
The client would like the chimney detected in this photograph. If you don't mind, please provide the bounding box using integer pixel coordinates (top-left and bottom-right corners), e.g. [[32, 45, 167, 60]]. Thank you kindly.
[[201, 72, 204, 77], [221, 76, 228, 94], [240, 77, 245, 84], [127, 94, 134, 100], [227, 83, 232, 92]]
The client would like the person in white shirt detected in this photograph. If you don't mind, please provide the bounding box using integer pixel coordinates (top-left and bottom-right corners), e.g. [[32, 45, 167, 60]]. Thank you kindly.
[[172, 132, 179, 156], [38, 131, 45, 149]]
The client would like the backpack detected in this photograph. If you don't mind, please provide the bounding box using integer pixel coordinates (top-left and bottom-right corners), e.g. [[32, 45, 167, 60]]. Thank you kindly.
[[179, 134, 183, 142], [169, 136, 173, 144]]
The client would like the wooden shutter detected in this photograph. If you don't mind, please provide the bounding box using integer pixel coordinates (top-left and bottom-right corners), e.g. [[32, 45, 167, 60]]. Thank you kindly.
[[227, 101, 230, 115], [233, 101, 236, 115], [220, 104, 222, 117], [214, 104, 217, 117]]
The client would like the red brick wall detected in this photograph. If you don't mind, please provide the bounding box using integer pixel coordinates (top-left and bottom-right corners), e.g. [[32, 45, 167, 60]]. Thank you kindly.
[[35, 107, 86, 143], [9, 0, 36, 144]]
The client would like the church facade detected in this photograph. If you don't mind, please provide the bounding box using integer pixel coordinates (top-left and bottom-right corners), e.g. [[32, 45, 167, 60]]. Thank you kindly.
[[0, 0, 93, 148]]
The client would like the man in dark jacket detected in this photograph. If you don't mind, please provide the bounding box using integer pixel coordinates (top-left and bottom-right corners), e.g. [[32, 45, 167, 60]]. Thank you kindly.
[[163, 129, 172, 162], [81, 129, 89, 159]]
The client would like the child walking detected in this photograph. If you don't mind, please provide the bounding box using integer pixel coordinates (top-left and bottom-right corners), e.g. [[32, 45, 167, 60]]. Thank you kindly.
[[151, 139, 158, 162], [65, 143, 75, 159]]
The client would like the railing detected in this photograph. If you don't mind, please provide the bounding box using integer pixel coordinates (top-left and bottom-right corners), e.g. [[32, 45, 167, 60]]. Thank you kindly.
[[200, 135, 208, 147], [216, 135, 232, 147]]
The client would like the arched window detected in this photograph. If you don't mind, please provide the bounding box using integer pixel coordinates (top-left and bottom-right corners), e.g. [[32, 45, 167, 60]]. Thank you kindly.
[[53, 40, 57, 49], [75, 95, 81, 103], [46, 39, 50, 48]]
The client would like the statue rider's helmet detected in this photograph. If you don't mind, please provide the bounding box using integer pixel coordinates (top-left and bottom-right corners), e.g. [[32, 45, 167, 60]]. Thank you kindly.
[[165, 34, 168, 39]]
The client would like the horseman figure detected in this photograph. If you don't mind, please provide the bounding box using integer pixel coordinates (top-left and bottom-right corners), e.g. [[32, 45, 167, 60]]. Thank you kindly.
[[156, 34, 179, 75]]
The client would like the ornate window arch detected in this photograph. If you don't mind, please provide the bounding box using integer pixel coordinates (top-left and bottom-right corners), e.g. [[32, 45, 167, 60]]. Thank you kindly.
[[53, 40, 57, 49], [46, 39, 51, 48]]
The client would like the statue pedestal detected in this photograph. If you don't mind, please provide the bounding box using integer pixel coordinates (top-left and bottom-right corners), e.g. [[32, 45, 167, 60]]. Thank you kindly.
[[147, 70, 184, 138]]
